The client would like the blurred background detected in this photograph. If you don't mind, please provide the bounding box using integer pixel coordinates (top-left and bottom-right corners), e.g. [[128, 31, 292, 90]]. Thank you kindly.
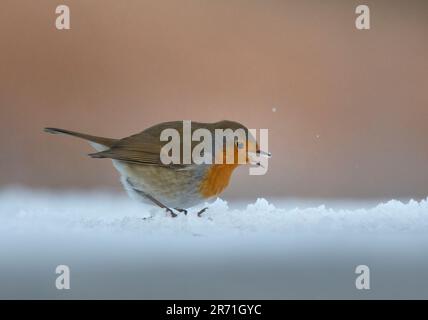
[[1, 0, 427, 201]]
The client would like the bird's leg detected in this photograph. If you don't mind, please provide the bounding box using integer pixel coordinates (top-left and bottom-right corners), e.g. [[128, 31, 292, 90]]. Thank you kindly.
[[197, 207, 208, 217], [144, 194, 177, 218], [142, 193, 177, 218], [127, 179, 177, 218], [175, 208, 188, 215]]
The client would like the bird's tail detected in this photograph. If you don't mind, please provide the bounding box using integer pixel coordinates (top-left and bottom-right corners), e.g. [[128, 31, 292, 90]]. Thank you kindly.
[[44, 127, 118, 149]]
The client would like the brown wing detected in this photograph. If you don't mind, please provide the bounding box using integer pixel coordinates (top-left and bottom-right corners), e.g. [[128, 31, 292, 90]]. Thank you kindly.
[[89, 131, 170, 166], [88, 121, 193, 167]]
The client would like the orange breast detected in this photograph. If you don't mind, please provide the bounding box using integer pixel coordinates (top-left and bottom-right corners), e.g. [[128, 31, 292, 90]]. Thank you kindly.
[[199, 164, 238, 198]]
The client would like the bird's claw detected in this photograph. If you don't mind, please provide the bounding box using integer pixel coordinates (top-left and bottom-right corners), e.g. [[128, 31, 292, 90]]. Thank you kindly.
[[197, 207, 208, 217], [175, 208, 188, 215], [166, 207, 207, 218], [166, 208, 178, 218]]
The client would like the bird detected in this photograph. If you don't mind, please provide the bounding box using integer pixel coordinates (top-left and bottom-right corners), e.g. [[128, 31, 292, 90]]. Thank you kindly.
[[44, 120, 270, 217]]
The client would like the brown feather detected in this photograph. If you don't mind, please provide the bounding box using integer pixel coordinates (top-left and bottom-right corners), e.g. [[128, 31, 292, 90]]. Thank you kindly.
[[44, 127, 117, 147]]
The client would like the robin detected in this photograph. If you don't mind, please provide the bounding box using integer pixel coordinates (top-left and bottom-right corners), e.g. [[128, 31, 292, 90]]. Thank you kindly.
[[44, 120, 270, 217]]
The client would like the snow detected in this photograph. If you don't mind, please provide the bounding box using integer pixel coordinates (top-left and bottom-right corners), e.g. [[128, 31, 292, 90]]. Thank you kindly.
[[2, 188, 428, 236], [1, 187, 427, 299]]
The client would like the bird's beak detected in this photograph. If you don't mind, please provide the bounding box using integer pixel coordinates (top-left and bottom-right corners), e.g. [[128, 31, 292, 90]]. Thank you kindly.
[[256, 150, 272, 158], [247, 149, 271, 167]]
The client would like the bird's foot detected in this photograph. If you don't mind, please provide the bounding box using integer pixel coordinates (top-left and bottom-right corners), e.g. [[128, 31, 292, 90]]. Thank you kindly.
[[165, 207, 207, 218], [165, 208, 178, 218], [197, 207, 208, 217], [175, 208, 188, 215]]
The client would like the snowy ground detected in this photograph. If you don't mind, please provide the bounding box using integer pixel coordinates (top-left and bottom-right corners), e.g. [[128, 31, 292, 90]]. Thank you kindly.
[[1, 188, 427, 299]]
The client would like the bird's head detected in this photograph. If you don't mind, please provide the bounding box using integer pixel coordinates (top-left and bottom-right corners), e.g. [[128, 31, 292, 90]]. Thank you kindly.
[[211, 120, 271, 167]]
